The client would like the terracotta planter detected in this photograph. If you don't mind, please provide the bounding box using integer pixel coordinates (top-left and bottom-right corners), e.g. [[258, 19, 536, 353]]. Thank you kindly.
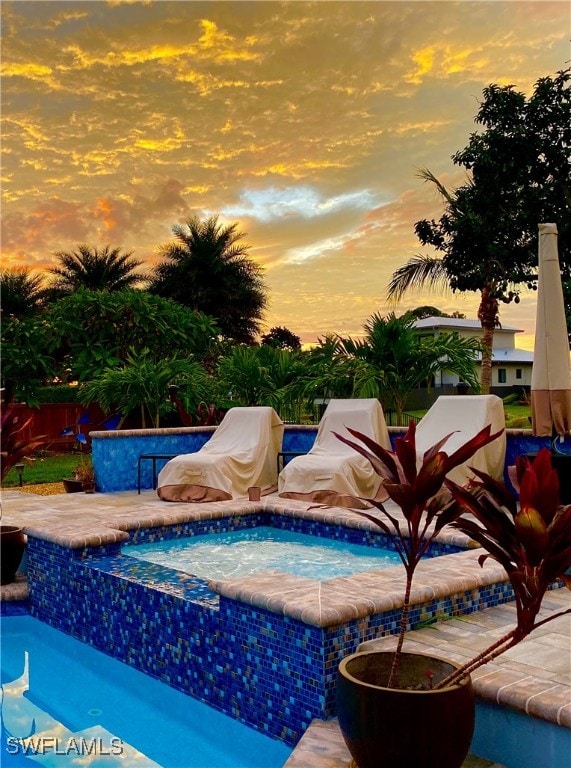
[[337, 651, 475, 768], [0, 525, 27, 585]]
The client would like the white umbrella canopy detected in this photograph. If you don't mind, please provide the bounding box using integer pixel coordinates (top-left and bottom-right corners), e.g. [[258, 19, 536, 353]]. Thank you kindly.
[[530, 223, 571, 438]]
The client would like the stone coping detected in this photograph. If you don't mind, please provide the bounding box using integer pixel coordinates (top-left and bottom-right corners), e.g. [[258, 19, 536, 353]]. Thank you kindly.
[[88, 425, 538, 439], [359, 587, 571, 729], [211, 548, 507, 628], [89, 423, 319, 439], [0, 572, 29, 602]]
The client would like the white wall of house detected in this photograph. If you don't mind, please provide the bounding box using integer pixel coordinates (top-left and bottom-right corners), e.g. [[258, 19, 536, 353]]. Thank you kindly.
[[413, 317, 533, 389]]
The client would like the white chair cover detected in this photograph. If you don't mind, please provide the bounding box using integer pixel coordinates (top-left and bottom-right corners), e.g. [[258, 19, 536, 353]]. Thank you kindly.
[[278, 399, 391, 508], [158, 406, 284, 502], [415, 395, 506, 484]]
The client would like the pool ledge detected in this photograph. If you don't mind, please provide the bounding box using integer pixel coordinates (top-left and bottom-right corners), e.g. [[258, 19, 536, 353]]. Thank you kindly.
[[210, 548, 508, 628]]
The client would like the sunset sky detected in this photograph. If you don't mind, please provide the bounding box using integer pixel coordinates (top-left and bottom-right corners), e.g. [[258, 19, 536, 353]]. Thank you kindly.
[[2, 1, 569, 347]]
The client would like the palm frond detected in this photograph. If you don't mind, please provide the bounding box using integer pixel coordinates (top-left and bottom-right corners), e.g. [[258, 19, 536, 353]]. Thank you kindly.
[[387, 255, 449, 302]]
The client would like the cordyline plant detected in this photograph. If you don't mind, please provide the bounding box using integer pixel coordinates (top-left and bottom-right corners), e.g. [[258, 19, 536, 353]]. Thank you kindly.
[[335, 423, 571, 690], [0, 405, 45, 481]]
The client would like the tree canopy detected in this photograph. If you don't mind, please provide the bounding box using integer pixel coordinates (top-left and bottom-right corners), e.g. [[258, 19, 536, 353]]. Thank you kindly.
[[149, 215, 268, 345], [47, 245, 146, 297], [388, 68, 570, 392], [0, 267, 47, 319], [261, 326, 302, 350]]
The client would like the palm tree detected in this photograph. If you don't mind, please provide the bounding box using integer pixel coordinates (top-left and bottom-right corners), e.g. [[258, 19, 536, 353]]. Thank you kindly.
[[0, 267, 47, 319], [47, 245, 146, 296], [81, 351, 210, 429], [337, 312, 481, 420], [387, 170, 509, 394], [149, 215, 267, 345], [217, 345, 305, 417]]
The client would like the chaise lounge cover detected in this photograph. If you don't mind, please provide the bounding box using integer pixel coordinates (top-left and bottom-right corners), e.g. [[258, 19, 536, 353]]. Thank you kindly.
[[157, 406, 284, 502], [278, 398, 391, 508], [415, 394, 506, 485]]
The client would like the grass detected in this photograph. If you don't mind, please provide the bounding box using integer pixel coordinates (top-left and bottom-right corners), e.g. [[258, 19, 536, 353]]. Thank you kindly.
[[2, 453, 87, 488]]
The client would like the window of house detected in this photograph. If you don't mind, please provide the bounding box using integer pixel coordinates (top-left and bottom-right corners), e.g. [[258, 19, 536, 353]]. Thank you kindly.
[[498, 369, 507, 384], [516, 368, 522, 379]]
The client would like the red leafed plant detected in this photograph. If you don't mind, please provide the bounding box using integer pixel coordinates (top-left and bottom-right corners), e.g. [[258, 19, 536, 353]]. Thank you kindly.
[[335, 420, 503, 687], [437, 447, 571, 688], [0, 405, 45, 481], [336, 424, 571, 690]]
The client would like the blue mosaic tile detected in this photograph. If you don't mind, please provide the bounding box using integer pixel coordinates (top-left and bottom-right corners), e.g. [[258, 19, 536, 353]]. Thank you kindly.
[[1, 601, 29, 616]]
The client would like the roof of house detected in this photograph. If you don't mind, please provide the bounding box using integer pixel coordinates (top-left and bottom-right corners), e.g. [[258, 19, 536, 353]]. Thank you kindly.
[[489, 348, 534, 364], [413, 317, 523, 334]]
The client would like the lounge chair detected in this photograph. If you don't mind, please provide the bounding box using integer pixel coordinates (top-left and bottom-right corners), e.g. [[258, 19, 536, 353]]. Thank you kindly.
[[278, 398, 391, 509], [415, 394, 506, 485], [157, 406, 284, 502]]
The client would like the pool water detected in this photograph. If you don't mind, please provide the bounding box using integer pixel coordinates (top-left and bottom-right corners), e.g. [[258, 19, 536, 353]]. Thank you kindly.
[[124, 526, 401, 580], [1, 615, 292, 768]]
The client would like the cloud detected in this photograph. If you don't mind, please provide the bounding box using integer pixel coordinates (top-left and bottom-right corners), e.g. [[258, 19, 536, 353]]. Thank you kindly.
[[2, 0, 566, 345], [221, 186, 376, 224]]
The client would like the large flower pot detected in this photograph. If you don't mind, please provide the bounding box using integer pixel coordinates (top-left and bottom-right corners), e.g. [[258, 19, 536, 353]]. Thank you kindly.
[[63, 478, 83, 493], [0, 525, 27, 585], [337, 651, 475, 768]]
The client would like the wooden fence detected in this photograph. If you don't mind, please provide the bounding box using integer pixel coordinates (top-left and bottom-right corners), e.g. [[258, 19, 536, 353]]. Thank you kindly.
[[7, 402, 106, 453]]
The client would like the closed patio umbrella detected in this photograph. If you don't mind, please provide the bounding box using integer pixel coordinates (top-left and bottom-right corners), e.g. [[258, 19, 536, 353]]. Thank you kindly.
[[530, 223, 571, 439]]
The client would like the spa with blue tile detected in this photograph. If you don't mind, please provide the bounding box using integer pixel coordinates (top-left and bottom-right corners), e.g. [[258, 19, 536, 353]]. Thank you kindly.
[[24, 501, 519, 746]]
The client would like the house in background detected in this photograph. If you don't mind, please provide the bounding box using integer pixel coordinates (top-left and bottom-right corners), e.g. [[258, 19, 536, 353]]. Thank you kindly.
[[411, 316, 533, 404]]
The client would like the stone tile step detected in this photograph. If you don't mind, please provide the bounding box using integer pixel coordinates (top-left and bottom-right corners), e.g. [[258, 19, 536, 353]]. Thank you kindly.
[[283, 719, 505, 768]]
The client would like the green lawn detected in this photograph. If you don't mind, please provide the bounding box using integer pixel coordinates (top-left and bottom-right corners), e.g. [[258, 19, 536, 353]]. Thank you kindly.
[[2, 453, 85, 487]]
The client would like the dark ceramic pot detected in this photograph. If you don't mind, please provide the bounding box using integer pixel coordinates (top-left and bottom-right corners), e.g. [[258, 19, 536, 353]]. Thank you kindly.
[[0, 525, 27, 585], [337, 651, 475, 768], [63, 478, 83, 493]]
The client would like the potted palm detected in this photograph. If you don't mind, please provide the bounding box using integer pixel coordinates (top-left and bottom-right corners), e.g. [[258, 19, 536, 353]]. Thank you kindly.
[[64, 456, 95, 493], [334, 423, 571, 768]]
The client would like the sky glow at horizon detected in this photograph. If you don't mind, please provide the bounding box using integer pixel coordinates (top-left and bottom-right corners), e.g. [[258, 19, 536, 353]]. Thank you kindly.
[[2, 0, 569, 348]]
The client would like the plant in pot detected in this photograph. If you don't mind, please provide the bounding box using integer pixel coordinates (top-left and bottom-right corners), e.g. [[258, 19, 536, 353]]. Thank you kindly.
[[334, 423, 571, 768], [0, 406, 45, 585], [64, 456, 95, 493]]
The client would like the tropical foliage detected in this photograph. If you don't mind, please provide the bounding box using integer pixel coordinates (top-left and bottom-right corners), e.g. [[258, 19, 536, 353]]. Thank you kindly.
[[1, 315, 58, 405], [0, 267, 47, 319], [438, 447, 571, 687], [47, 245, 146, 296], [217, 345, 305, 414], [47, 290, 220, 381], [80, 351, 211, 429], [149, 215, 268, 344], [261, 326, 302, 350], [0, 405, 46, 480], [336, 313, 481, 418]]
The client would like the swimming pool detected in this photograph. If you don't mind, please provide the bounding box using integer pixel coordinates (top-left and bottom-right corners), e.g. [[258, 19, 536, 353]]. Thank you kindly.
[[1, 615, 292, 768], [124, 526, 401, 580]]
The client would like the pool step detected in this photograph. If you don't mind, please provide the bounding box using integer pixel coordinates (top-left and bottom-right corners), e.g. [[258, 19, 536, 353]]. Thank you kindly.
[[283, 719, 505, 768]]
